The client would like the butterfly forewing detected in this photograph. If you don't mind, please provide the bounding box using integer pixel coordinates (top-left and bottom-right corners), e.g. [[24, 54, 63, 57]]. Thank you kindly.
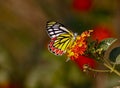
[[46, 21, 71, 38]]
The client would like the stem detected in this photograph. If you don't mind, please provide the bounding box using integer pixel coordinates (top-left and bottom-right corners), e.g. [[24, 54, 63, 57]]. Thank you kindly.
[[112, 63, 116, 69], [88, 67, 110, 73], [103, 59, 112, 67], [99, 56, 120, 76], [104, 63, 120, 76]]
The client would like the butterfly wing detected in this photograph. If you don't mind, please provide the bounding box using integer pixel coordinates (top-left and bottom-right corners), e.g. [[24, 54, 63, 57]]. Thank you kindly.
[[46, 21, 74, 55], [46, 21, 72, 38], [53, 33, 74, 51]]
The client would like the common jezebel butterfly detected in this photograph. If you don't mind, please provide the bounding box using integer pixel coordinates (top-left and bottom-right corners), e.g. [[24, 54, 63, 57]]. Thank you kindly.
[[46, 21, 77, 56]]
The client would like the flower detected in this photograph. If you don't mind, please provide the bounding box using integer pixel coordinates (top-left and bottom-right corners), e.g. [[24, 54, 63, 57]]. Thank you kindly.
[[72, 0, 93, 12], [67, 30, 93, 59], [66, 30, 96, 71], [73, 56, 96, 71], [92, 25, 113, 42]]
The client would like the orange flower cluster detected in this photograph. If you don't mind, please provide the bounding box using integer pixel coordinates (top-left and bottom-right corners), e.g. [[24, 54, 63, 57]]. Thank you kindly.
[[67, 30, 93, 60]]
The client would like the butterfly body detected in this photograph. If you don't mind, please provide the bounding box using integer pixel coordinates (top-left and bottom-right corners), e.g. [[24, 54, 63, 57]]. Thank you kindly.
[[46, 21, 76, 55]]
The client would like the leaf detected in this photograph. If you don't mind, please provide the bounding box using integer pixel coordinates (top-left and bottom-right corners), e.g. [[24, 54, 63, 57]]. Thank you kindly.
[[109, 47, 120, 62], [115, 55, 120, 64], [97, 38, 117, 51]]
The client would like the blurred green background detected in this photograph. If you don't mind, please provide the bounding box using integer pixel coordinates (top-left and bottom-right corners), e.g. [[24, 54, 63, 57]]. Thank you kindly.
[[0, 0, 120, 88]]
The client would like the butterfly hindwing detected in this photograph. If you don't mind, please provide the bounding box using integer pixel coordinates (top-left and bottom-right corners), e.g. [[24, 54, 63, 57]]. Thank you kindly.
[[48, 37, 64, 55], [53, 34, 73, 51]]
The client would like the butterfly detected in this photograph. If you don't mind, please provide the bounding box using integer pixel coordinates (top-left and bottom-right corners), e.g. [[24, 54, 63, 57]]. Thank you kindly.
[[46, 21, 77, 56]]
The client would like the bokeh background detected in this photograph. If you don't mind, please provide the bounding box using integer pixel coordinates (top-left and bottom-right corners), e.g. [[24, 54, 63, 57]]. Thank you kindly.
[[0, 0, 120, 88]]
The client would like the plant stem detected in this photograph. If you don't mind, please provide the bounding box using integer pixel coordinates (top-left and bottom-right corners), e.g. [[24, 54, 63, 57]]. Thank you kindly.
[[103, 58, 112, 67], [88, 67, 110, 72], [104, 63, 120, 76]]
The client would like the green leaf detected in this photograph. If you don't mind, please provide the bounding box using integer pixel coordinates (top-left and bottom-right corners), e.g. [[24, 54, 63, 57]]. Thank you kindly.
[[97, 38, 117, 51], [109, 47, 120, 62], [115, 55, 120, 64]]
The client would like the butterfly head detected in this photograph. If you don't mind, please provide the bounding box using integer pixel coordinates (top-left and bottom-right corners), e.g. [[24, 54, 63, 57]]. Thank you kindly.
[[73, 33, 78, 40]]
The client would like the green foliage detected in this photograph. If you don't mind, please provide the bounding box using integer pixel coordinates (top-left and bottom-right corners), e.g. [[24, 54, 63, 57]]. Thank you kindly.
[[86, 40, 100, 61], [97, 38, 117, 51], [87, 38, 117, 61], [115, 55, 120, 64], [109, 47, 120, 63]]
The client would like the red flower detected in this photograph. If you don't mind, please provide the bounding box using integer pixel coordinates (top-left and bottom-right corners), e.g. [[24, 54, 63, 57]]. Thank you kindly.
[[65, 30, 96, 71], [92, 26, 113, 42], [72, 56, 96, 71], [66, 30, 96, 71], [72, 0, 92, 12]]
